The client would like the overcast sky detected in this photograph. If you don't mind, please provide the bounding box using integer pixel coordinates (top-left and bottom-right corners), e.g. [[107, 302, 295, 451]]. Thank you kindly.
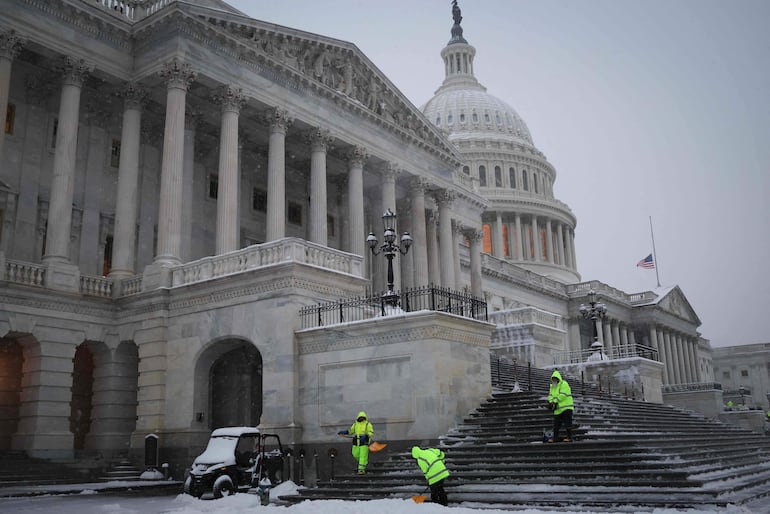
[[224, 0, 770, 348]]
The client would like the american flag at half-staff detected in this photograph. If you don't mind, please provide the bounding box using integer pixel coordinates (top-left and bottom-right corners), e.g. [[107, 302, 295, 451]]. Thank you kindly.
[[636, 254, 655, 269]]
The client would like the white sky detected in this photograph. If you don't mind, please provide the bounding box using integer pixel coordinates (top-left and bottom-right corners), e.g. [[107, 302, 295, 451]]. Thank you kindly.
[[0, 480, 760, 513], [223, 0, 770, 348]]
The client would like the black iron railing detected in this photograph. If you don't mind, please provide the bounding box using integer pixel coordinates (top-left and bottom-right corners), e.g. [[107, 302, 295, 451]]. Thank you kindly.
[[299, 285, 487, 329]]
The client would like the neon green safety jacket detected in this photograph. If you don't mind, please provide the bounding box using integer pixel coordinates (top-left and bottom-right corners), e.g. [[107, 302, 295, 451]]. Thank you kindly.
[[348, 411, 374, 447], [411, 447, 450, 485], [548, 370, 574, 415]]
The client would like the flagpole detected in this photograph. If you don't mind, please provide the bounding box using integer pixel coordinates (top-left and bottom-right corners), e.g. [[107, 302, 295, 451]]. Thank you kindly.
[[649, 216, 661, 287]]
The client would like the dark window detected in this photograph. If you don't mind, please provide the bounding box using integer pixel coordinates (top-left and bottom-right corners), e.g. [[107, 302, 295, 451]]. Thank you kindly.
[[741, 370, 749, 377], [4, 103, 15, 134], [102, 235, 113, 276], [435, 115, 440, 126], [533, 173, 539, 194], [484, 112, 490, 123], [722, 371, 730, 379], [252, 188, 267, 212], [208, 175, 218, 199], [327, 215, 335, 237], [447, 112, 453, 125], [462, 165, 470, 175], [478, 165, 487, 187], [522, 171, 529, 191], [459, 113, 465, 123], [50, 118, 58, 149], [472, 112, 478, 123], [494, 166, 502, 187], [110, 139, 121, 168], [509, 167, 516, 189], [288, 202, 302, 225]]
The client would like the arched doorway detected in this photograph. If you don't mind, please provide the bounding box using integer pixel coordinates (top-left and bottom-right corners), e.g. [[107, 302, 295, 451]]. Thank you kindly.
[[209, 342, 263, 429], [0, 338, 23, 449], [70, 344, 95, 450]]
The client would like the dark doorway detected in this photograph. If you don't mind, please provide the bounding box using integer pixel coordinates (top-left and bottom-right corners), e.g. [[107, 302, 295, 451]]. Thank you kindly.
[[209, 344, 263, 429], [70, 345, 95, 450], [0, 338, 23, 449]]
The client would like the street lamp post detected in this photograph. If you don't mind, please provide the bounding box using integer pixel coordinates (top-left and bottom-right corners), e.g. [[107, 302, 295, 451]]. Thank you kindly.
[[367, 208, 412, 306], [579, 289, 608, 351]]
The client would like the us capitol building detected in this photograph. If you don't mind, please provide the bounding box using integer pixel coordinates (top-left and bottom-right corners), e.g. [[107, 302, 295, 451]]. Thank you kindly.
[[0, 0, 721, 478]]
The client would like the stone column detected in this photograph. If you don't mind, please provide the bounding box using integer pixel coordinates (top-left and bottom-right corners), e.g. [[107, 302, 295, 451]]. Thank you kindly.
[[409, 177, 429, 287], [382, 163, 400, 291], [545, 219, 554, 264], [426, 210, 440, 286], [265, 107, 293, 242], [556, 223, 565, 266], [452, 220, 462, 289], [307, 128, 333, 245], [564, 227, 573, 269], [602, 319, 612, 356], [689, 337, 701, 382], [650, 325, 667, 383], [0, 30, 24, 169], [346, 146, 367, 257], [595, 318, 604, 344], [569, 228, 578, 270], [676, 334, 688, 383], [514, 213, 524, 260], [436, 190, 455, 289], [467, 228, 483, 299], [154, 58, 196, 266], [42, 57, 92, 265], [620, 325, 629, 357], [180, 110, 200, 262], [611, 321, 621, 358], [568, 319, 582, 353], [663, 330, 678, 384], [532, 216, 541, 262], [109, 83, 146, 279], [493, 212, 504, 258], [212, 85, 245, 254]]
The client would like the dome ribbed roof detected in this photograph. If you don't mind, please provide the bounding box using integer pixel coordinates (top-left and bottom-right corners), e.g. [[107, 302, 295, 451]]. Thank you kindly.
[[421, 88, 534, 146]]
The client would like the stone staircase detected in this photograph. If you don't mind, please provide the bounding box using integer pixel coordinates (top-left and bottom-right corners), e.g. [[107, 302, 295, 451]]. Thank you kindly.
[[0, 451, 98, 490], [281, 361, 770, 510]]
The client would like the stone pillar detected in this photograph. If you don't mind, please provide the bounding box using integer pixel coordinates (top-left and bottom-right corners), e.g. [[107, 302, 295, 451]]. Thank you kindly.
[[155, 59, 196, 266], [467, 228, 483, 299], [514, 213, 523, 260], [109, 83, 146, 279], [265, 107, 293, 242], [493, 212, 504, 258], [545, 219, 554, 264], [676, 334, 688, 383], [649, 325, 667, 383], [346, 146, 367, 257], [382, 163, 400, 291], [532, 216, 541, 262], [436, 190, 455, 289], [569, 228, 578, 270], [180, 110, 200, 262], [611, 321, 621, 358], [620, 325, 629, 357], [602, 319, 612, 356], [664, 330, 678, 384], [556, 223, 565, 266], [568, 319, 582, 353], [426, 210, 440, 286], [307, 128, 333, 246], [595, 318, 604, 344], [14, 331, 81, 455], [212, 85, 245, 254], [409, 177, 429, 287], [452, 220, 462, 289], [0, 30, 24, 170], [689, 337, 701, 382], [564, 227, 573, 269], [43, 57, 92, 265]]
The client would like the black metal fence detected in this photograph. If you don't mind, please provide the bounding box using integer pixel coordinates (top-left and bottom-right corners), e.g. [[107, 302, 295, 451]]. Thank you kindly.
[[299, 285, 488, 329]]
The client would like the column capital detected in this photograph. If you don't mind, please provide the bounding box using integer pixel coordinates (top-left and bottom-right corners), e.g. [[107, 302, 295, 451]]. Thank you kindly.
[[346, 145, 369, 168], [306, 127, 334, 152], [211, 84, 246, 114], [0, 29, 25, 60], [409, 176, 431, 194], [452, 219, 465, 235], [383, 162, 401, 182], [59, 56, 93, 87], [117, 81, 148, 111], [434, 189, 456, 208], [464, 227, 484, 242], [264, 106, 293, 133], [159, 58, 197, 90]]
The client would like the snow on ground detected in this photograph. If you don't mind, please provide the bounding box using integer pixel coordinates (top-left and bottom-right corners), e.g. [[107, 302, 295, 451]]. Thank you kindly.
[[0, 480, 764, 514]]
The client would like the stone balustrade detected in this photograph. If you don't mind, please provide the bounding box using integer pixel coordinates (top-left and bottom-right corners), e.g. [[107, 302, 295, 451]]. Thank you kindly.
[[119, 275, 143, 296], [488, 306, 564, 330], [4, 258, 45, 287], [171, 238, 363, 287], [87, 0, 174, 21], [80, 274, 113, 298], [480, 253, 566, 296]]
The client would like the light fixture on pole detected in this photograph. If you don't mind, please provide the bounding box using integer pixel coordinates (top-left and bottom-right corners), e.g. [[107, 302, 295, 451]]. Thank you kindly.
[[367, 208, 412, 306], [579, 289, 607, 349]]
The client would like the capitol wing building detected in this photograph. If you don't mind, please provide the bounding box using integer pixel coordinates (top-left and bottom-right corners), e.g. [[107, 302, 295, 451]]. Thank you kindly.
[[0, 0, 716, 478]]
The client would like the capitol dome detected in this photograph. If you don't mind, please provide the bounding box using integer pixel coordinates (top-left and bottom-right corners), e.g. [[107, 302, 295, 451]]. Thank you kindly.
[[421, 1, 580, 284]]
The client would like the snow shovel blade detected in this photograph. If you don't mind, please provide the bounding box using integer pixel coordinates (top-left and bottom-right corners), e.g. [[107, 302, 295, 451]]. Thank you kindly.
[[412, 495, 428, 503], [368, 441, 387, 452]]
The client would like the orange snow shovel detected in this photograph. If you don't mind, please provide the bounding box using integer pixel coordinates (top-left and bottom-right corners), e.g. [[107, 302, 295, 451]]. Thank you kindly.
[[368, 441, 387, 452], [412, 486, 429, 503]]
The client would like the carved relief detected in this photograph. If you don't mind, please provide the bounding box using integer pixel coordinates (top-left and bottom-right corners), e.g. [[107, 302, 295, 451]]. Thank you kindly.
[[159, 58, 197, 90], [118, 82, 148, 111], [0, 29, 25, 60], [263, 106, 293, 133], [211, 84, 246, 114], [306, 127, 334, 152], [346, 145, 369, 168], [59, 56, 93, 88]]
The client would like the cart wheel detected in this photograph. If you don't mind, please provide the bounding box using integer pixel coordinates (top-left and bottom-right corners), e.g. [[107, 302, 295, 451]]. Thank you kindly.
[[213, 476, 235, 498]]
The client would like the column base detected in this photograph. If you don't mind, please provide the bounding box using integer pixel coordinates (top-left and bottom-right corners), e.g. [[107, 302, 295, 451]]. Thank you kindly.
[[43, 260, 80, 293], [141, 262, 173, 291]]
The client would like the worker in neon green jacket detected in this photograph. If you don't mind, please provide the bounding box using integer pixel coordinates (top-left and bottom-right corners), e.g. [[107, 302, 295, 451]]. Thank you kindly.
[[411, 446, 450, 505], [547, 370, 574, 442], [338, 411, 374, 474]]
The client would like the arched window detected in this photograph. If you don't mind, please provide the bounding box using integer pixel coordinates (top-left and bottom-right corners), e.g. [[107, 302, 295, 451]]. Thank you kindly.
[[484, 112, 491, 123], [447, 112, 453, 125], [522, 170, 529, 191], [459, 112, 466, 123], [472, 111, 478, 123], [435, 115, 441, 126], [479, 165, 487, 187], [496, 112, 502, 125], [494, 166, 502, 187], [462, 165, 470, 175], [533, 173, 539, 194], [509, 167, 516, 189]]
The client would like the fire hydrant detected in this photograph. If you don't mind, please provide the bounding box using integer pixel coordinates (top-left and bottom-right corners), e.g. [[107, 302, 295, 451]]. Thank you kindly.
[[258, 477, 271, 505]]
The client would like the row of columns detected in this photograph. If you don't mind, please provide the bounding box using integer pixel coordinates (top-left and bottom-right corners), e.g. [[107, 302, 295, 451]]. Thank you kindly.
[[0, 47, 484, 298], [648, 325, 701, 385], [490, 211, 576, 270]]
